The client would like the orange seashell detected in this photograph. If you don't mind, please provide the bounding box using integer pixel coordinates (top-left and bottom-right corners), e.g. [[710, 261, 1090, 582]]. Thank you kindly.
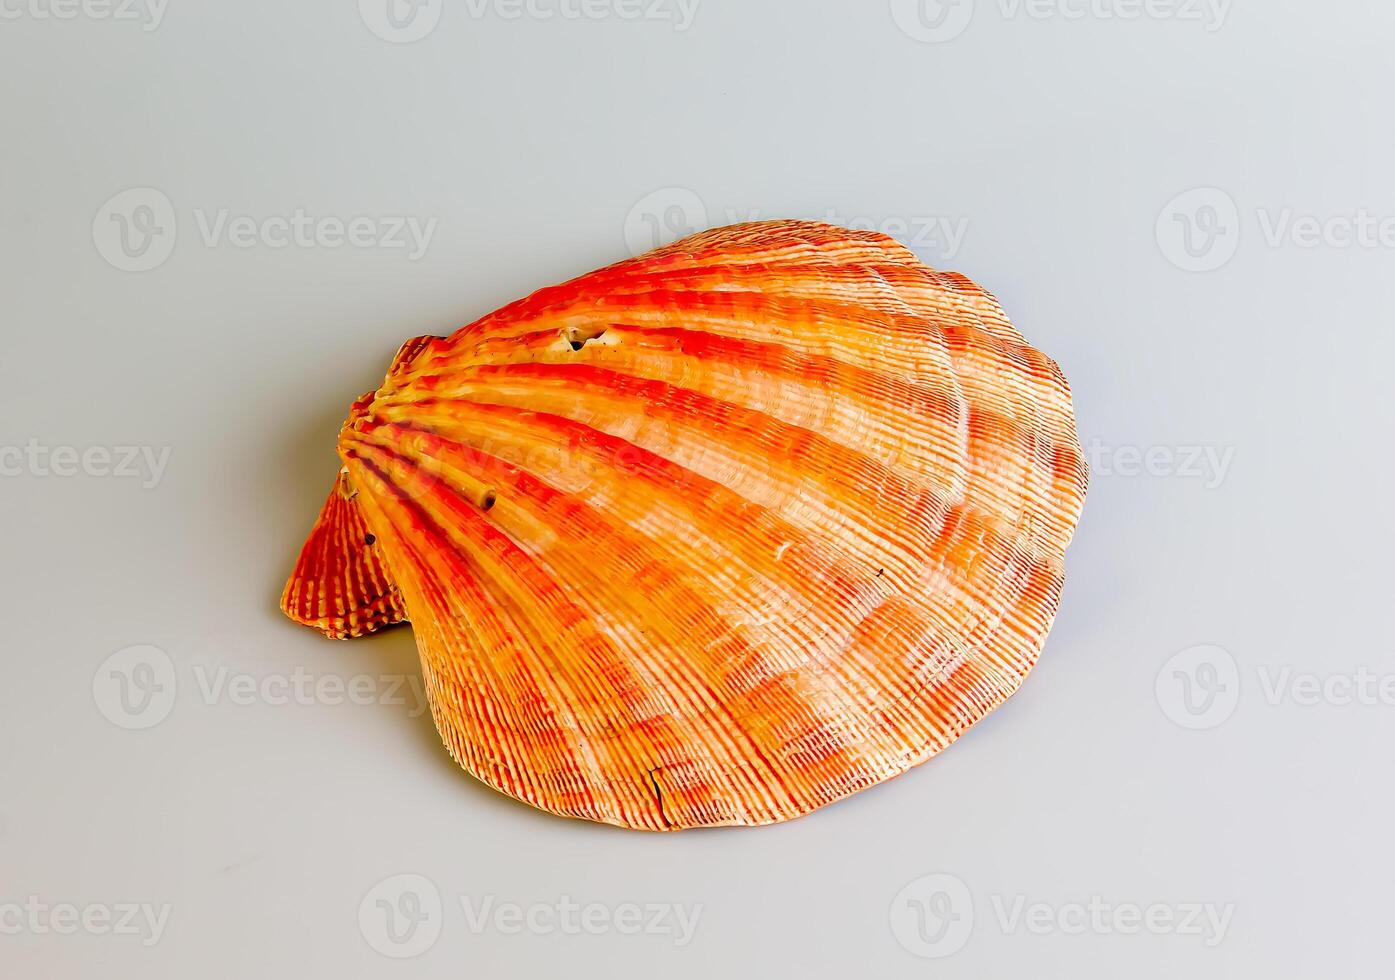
[[281, 221, 1087, 830]]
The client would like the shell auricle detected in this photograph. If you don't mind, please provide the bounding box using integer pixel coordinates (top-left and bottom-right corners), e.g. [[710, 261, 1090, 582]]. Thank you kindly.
[[281, 221, 1088, 830]]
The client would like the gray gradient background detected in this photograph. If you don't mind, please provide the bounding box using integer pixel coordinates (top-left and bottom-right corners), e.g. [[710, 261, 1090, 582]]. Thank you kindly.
[[3, 0, 1392, 976]]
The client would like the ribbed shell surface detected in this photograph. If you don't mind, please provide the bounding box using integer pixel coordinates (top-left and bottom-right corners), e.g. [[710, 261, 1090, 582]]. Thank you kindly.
[[281, 221, 1088, 830]]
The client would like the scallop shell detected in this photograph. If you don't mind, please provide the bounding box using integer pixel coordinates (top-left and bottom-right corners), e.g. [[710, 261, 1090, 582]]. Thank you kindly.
[[281, 221, 1087, 830]]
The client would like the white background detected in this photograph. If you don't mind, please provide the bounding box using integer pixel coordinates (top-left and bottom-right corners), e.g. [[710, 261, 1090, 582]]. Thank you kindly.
[[3, 0, 1393, 976]]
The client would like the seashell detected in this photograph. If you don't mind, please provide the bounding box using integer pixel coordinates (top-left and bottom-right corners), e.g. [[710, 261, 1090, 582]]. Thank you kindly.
[[281, 221, 1087, 830]]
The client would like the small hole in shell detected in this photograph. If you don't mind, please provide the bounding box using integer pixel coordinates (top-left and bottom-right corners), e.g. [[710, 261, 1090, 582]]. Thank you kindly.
[[364, 534, 376, 546], [481, 490, 497, 511], [564, 325, 608, 351]]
